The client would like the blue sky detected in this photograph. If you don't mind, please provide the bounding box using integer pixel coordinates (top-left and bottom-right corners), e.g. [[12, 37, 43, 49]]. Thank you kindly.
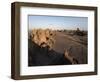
[[28, 15, 88, 31]]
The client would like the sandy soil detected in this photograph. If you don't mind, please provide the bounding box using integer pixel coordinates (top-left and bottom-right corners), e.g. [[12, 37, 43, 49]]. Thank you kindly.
[[53, 31, 87, 64]]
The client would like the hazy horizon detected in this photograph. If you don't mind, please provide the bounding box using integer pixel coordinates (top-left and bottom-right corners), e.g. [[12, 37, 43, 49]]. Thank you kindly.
[[28, 15, 88, 31]]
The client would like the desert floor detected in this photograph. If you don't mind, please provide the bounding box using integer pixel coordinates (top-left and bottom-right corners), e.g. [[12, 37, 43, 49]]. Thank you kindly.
[[53, 31, 87, 64]]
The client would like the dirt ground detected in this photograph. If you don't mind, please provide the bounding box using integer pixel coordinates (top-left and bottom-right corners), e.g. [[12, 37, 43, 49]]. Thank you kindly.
[[52, 31, 87, 64]]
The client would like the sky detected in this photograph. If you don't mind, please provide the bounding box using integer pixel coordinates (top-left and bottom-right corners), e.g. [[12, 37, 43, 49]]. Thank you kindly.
[[28, 15, 88, 31]]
